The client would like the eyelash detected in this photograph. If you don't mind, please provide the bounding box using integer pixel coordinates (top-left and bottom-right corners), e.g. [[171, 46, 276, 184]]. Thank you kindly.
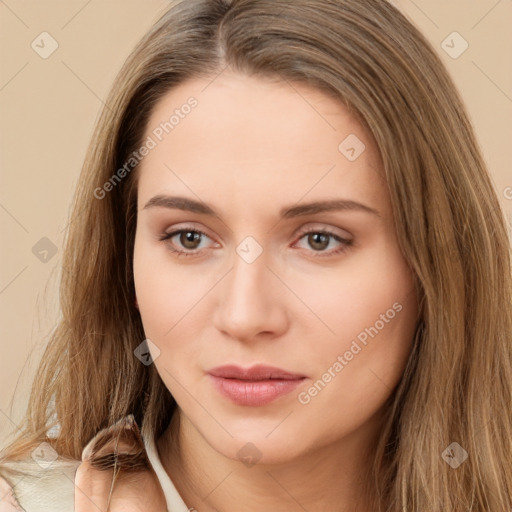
[[159, 226, 353, 258]]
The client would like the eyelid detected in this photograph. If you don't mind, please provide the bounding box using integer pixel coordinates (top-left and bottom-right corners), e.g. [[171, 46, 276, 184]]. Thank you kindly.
[[162, 223, 216, 241], [294, 223, 353, 241]]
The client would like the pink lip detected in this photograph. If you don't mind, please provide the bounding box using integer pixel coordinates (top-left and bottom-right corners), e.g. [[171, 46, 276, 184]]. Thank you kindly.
[[207, 365, 306, 406]]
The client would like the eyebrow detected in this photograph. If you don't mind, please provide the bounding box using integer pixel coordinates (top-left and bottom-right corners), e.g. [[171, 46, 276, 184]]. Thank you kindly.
[[143, 195, 381, 218]]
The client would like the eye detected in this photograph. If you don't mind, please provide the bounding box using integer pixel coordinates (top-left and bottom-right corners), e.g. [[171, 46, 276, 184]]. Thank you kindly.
[[293, 228, 353, 257], [159, 227, 217, 257], [158, 225, 352, 258]]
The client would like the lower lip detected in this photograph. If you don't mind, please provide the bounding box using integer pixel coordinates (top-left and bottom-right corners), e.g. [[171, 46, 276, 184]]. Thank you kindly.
[[208, 375, 305, 406]]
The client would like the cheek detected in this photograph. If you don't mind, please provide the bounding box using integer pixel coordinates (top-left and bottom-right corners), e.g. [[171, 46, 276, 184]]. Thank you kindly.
[[291, 257, 417, 439], [293, 244, 417, 395], [133, 244, 171, 336], [133, 238, 210, 339], [295, 246, 415, 344]]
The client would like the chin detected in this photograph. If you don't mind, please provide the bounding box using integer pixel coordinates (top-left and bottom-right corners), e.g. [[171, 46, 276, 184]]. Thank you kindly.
[[205, 426, 311, 467]]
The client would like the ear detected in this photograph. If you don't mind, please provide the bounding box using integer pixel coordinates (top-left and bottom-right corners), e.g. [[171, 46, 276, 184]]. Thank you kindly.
[[134, 297, 139, 309]]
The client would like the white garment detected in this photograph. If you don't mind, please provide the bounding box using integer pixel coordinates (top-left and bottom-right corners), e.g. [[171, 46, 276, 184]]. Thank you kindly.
[[0, 426, 190, 512]]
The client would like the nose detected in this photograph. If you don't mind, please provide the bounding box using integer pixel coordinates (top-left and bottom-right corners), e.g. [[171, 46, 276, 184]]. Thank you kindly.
[[212, 251, 290, 343]]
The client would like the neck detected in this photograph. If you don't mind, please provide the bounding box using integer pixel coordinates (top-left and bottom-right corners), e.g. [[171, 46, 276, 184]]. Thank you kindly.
[[157, 409, 384, 512]]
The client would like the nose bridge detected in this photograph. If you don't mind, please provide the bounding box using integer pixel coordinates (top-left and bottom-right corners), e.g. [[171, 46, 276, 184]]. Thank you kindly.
[[213, 246, 288, 340], [230, 249, 268, 301]]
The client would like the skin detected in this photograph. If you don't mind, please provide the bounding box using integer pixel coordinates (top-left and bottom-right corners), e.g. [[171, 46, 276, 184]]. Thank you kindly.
[[129, 69, 419, 511], [74, 462, 166, 512], [74, 422, 166, 511]]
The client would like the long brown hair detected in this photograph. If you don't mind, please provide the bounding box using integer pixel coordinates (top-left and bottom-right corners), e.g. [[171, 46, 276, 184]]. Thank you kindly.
[[2, 0, 511, 509]]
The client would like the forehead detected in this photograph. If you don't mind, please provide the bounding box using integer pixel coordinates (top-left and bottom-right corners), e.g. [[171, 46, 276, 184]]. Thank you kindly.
[[137, 70, 388, 219]]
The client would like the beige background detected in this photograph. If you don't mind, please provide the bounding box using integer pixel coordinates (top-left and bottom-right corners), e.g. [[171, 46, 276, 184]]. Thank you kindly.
[[1, 0, 511, 443]]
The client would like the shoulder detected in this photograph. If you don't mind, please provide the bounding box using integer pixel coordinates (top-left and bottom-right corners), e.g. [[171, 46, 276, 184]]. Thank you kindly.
[[0, 415, 156, 512], [0, 458, 79, 512]]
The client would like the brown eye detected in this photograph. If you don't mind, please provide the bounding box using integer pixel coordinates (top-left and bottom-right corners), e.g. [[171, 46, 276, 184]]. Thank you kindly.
[[307, 233, 330, 251], [294, 229, 353, 257], [159, 227, 217, 258], [179, 231, 202, 249]]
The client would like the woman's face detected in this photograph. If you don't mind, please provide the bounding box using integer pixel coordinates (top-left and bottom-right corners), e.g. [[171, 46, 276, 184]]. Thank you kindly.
[[133, 70, 419, 464]]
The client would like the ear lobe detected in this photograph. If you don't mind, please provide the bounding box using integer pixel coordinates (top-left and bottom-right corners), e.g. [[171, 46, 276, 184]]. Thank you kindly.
[[134, 298, 139, 309]]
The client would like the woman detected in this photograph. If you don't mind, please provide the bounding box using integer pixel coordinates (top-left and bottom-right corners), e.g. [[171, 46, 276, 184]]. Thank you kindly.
[[1, 0, 511, 510]]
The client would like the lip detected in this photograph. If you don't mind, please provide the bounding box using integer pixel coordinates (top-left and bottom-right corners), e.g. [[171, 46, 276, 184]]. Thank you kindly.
[[207, 364, 307, 406]]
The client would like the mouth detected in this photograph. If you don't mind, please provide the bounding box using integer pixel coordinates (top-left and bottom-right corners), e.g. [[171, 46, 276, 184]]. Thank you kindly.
[[207, 364, 307, 406]]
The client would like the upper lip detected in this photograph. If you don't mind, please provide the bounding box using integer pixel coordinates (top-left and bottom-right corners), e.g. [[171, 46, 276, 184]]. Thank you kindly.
[[208, 364, 306, 381]]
